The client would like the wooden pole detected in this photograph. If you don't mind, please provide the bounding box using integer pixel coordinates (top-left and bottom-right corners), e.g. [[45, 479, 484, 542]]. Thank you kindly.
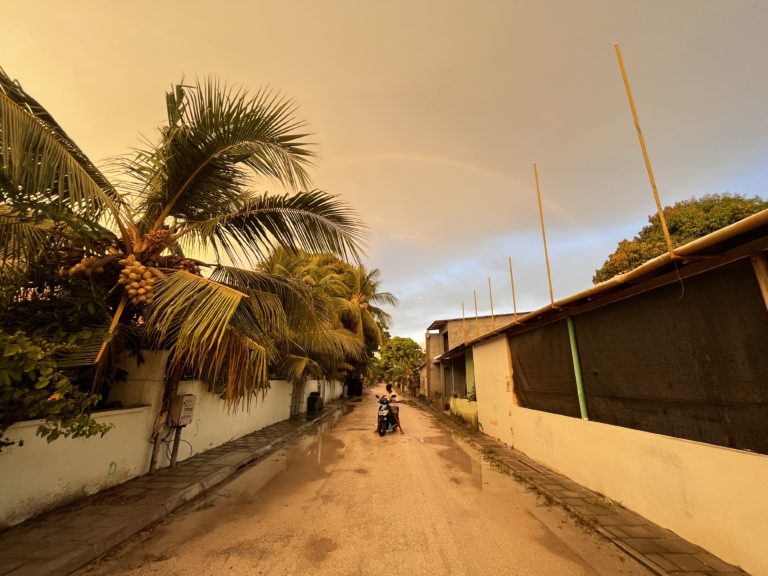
[[488, 277, 496, 329], [508, 257, 518, 322], [614, 42, 675, 255], [752, 254, 768, 311], [462, 302, 467, 344], [534, 162, 556, 306], [473, 290, 480, 338]]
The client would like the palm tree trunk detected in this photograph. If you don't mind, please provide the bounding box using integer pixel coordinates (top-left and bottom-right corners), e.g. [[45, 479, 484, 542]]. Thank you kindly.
[[149, 358, 182, 473]]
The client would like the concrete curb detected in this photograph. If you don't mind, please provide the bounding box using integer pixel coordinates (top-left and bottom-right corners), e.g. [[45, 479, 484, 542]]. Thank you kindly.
[[410, 397, 748, 576]]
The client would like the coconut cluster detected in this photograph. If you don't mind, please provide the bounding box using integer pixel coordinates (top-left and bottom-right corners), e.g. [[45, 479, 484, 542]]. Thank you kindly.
[[59, 257, 104, 277], [117, 254, 155, 305]]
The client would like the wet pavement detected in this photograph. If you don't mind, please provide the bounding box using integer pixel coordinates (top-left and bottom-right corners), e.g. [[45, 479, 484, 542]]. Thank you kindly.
[[1, 389, 748, 576], [71, 388, 652, 576], [0, 410, 339, 576]]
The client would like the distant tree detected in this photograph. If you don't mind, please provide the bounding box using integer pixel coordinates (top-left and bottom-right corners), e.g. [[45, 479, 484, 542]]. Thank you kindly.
[[593, 193, 768, 283], [259, 249, 397, 382], [371, 337, 424, 392]]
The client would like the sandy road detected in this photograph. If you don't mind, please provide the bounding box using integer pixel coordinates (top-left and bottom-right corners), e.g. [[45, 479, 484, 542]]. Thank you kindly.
[[77, 386, 651, 576]]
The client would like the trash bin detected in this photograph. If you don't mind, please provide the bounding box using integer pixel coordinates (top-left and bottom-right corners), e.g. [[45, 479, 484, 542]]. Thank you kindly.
[[347, 379, 363, 397], [307, 391, 322, 413]]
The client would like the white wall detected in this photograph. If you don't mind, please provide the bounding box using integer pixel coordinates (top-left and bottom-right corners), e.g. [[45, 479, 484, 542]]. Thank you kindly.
[[154, 379, 293, 467], [473, 335, 515, 444], [0, 348, 333, 527], [508, 408, 768, 576], [294, 379, 343, 412], [472, 334, 768, 576], [0, 407, 154, 527]]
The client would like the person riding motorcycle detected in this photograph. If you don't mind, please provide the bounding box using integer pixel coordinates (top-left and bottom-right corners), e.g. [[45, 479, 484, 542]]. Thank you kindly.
[[377, 383, 404, 435]]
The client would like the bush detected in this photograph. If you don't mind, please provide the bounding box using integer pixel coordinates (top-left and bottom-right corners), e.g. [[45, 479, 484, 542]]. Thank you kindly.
[[0, 330, 112, 450]]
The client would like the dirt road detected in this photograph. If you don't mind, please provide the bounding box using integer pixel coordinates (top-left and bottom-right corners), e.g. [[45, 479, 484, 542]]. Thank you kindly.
[[77, 386, 651, 576]]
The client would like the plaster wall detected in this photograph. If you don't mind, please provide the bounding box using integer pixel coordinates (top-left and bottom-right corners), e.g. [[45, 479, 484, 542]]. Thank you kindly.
[[509, 407, 768, 576], [293, 379, 343, 413], [152, 379, 293, 468], [472, 335, 515, 444], [442, 314, 516, 351], [449, 398, 478, 429], [1, 345, 342, 527], [472, 334, 768, 574], [0, 407, 154, 527]]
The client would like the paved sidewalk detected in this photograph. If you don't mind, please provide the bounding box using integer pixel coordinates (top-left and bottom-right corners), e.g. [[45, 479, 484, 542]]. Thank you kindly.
[[416, 399, 749, 576], [0, 407, 343, 576]]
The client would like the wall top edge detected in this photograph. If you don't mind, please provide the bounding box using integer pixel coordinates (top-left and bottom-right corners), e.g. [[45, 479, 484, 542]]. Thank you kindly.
[[6, 406, 152, 431], [513, 406, 768, 460]]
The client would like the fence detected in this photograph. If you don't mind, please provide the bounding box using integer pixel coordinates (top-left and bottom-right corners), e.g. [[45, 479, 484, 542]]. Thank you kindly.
[[511, 257, 768, 454]]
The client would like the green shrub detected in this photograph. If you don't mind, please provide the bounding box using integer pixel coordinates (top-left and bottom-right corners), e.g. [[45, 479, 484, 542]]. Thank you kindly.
[[0, 330, 112, 450]]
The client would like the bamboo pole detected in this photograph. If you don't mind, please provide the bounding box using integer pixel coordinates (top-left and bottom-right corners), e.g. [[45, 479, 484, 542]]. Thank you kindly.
[[614, 42, 675, 255], [508, 257, 518, 322], [534, 163, 555, 306], [751, 253, 768, 311], [473, 290, 480, 338], [488, 277, 496, 329], [567, 317, 589, 421], [462, 302, 467, 344]]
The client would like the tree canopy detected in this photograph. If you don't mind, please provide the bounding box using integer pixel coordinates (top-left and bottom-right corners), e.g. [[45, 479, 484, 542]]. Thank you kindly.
[[593, 193, 768, 283], [259, 249, 396, 382], [370, 336, 424, 391]]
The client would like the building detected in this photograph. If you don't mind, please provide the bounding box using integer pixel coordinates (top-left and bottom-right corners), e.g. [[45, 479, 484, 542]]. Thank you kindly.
[[424, 313, 517, 408]]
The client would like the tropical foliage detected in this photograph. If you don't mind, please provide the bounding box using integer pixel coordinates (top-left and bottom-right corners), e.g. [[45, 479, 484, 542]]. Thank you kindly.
[[0, 330, 112, 449], [259, 249, 397, 382], [370, 336, 424, 391], [593, 193, 768, 283], [1, 68, 376, 444]]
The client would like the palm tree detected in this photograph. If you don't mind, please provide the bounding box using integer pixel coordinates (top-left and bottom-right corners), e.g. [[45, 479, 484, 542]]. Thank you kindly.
[[341, 265, 397, 346], [258, 249, 365, 385], [1, 70, 366, 444], [260, 250, 397, 382]]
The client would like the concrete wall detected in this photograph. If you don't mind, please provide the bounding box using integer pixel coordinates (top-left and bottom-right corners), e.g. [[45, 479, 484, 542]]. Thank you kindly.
[[153, 379, 293, 468], [424, 332, 444, 400], [473, 335, 515, 443], [507, 408, 768, 576], [472, 335, 768, 575], [443, 314, 516, 352], [449, 397, 478, 429], [0, 349, 342, 527], [0, 407, 154, 527]]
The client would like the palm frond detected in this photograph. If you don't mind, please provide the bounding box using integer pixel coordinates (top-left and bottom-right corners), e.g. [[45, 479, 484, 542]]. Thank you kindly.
[[209, 265, 316, 333], [142, 270, 276, 400], [203, 328, 270, 407], [276, 354, 323, 383], [291, 326, 366, 363], [0, 67, 118, 220], [143, 270, 243, 349], [0, 204, 55, 269], [124, 79, 316, 230], [177, 189, 366, 265]]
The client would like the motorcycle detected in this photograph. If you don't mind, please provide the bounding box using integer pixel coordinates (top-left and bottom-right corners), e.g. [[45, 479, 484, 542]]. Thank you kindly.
[[375, 394, 399, 436]]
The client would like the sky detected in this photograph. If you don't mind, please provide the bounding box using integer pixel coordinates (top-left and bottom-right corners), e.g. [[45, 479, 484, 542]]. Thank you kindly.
[[3, 0, 768, 343]]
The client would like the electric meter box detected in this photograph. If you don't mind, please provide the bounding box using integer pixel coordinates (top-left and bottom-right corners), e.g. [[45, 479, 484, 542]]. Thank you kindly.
[[169, 394, 195, 426]]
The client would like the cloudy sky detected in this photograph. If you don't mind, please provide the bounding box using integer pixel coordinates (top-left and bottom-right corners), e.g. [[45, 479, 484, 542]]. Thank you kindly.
[[4, 0, 768, 342]]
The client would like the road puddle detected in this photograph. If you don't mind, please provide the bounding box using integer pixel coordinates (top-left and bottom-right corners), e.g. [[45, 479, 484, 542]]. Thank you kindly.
[[421, 432, 484, 489]]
